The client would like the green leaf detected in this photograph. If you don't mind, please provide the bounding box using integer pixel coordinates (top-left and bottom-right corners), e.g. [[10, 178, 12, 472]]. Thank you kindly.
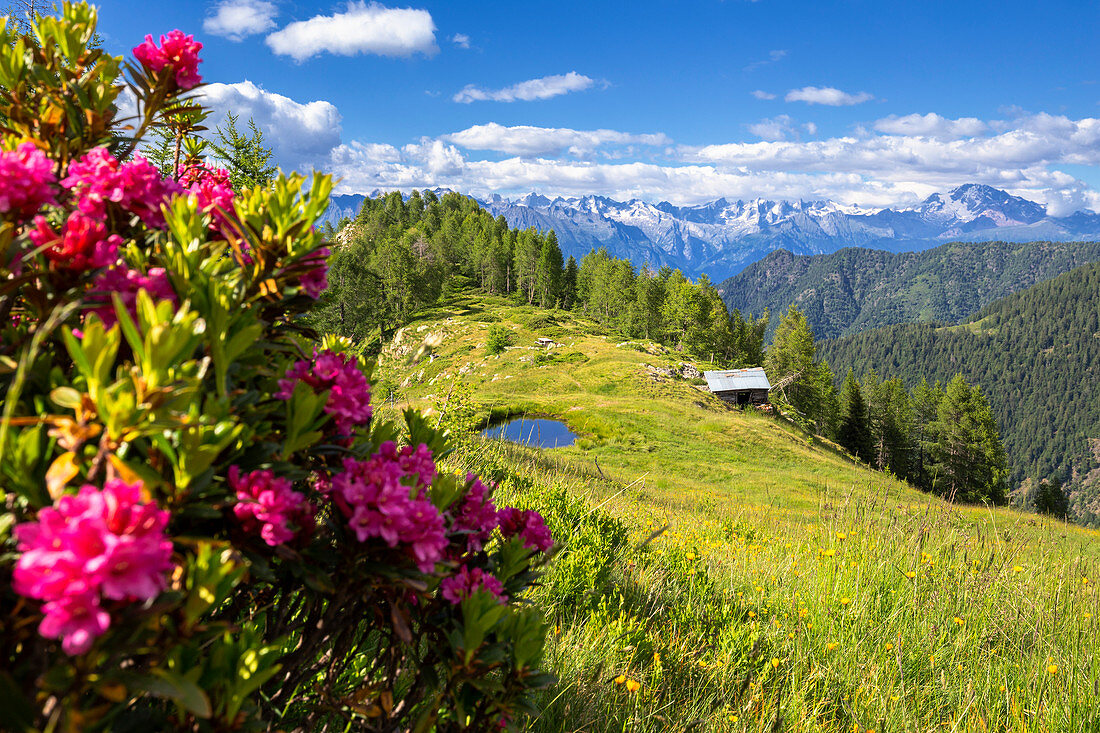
[[138, 668, 212, 718], [49, 386, 82, 410]]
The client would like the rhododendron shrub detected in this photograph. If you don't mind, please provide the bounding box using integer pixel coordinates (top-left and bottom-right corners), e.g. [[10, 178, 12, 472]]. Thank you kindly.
[[0, 6, 554, 731]]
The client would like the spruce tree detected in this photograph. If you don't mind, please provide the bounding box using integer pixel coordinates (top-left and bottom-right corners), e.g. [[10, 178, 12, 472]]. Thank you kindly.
[[838, 370, 873, 463], [209, 112, 277, 190], [929, 375, 1008, 504], [1033, 477, 1069, 518], [560, 256, 578, 309]]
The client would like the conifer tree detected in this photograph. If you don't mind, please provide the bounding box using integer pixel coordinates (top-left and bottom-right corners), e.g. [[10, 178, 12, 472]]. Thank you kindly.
[[929, 375, 1008, 504], [560, 255, 578, 309], [766, 304, 824, 426], [838, 370, 874, 463], [209, 112, 277, 190], [1033, 477, 1069, 518], [536, 231, 564, 307]]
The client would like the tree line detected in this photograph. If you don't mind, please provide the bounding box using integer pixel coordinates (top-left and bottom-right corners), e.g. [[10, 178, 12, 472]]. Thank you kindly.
[[575, 248, 768, 366], [765, 305, 1008, 505]]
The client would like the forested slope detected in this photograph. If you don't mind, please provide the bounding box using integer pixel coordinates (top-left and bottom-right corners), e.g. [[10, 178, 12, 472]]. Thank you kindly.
[[720, 240, 1100, 340], [313, 190, 768, 367], [818, 262, 1100, 524]]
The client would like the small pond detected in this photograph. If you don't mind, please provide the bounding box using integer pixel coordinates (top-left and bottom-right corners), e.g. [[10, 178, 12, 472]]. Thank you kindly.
[[481, 418, 577, 448]]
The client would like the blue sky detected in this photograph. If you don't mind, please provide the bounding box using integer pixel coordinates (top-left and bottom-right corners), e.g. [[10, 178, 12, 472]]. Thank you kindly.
[[92, 0, 1100, 212]]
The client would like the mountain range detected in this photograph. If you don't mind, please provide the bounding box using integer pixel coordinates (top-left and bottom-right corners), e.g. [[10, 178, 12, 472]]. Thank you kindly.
[[322, 184, 1100, 281], [719, 240, 1100, 340]]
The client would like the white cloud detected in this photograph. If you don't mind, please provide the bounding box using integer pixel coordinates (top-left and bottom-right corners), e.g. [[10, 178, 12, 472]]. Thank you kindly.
[[443, 123, 671, 157], [785, 86, 874, 106], [751, 90, 777, 100], [265, 2, 437, 62], [204, 0, 277, 41], [748, 115, 799, 141], [874, 113, 988, 139], [199, 88, 1100, 216], [199, 81, 342, 168], [453, 72, 597, 103], [450, 33, 470, 49]]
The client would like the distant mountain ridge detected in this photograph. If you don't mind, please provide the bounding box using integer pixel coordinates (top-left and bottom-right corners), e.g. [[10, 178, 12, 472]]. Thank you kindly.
[[321, 184, 1100, 280], [718, 240, 1100, 340]]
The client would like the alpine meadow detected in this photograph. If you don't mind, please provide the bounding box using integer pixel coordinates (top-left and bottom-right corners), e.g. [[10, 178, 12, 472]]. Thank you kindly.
[[2, 2, 1099, 732]]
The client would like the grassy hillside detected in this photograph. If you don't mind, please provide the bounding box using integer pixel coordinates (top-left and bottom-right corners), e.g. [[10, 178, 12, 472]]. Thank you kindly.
[[718, 241, 1100, 340], [372, 290, 1100, 732], [819, 262, 1100, 525]]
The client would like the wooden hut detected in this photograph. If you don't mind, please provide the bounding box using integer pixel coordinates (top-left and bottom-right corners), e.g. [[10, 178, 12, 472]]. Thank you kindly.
[[703, 367, 771, 406]]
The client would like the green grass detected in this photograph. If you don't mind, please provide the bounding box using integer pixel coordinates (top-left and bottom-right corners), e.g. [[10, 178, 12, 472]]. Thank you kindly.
[[377, 290, 1100, 732]]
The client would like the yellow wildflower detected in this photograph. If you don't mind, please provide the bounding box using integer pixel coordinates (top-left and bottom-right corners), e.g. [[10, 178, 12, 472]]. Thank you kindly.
[[625, 679, 641, 692]]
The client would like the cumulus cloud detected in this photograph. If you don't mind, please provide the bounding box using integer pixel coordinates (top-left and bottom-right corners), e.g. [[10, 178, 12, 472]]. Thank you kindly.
[[204, 0, 277, 41], [748, 115, 799, 141], [205, 86, 1100, 215], [323, 140, 1100, 215], [265, 2, 437, 62], [785, 86, 874, 106], [443, 123, 671, 157], [450, 33, 470, 49], [874, 113, 988, 139], [453, 72, 597, 103], [199, 81, 342, 168], [751, 90, 777, 100]]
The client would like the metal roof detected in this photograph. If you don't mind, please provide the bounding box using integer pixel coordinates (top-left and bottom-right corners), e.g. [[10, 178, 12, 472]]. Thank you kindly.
[[703, 367, 771, 392]]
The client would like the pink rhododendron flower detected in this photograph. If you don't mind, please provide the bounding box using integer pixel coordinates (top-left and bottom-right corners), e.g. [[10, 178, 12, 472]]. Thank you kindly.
[[87, 266, 176, 328], [298, 247, 330, 298], [277, 349, 372, 436], [497, 508, 554, 553], [229, 466, 316, 546], [12, 480, 174, 655], [179, 164, 235, 233], [38, 592, 111, 656], [440, 566, 507, 604], [62, 148, 179, 228], [451, 474, 499, 553], [132, 29, 203, 90], [178, 162, 230, 188], [29, 212, 120, 270], [330, 443, 447, 572], [0, 142, 57, 220]]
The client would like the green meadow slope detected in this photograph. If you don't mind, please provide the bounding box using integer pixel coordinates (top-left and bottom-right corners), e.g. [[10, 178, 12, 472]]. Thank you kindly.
[[374, 290, 1100, 732]]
